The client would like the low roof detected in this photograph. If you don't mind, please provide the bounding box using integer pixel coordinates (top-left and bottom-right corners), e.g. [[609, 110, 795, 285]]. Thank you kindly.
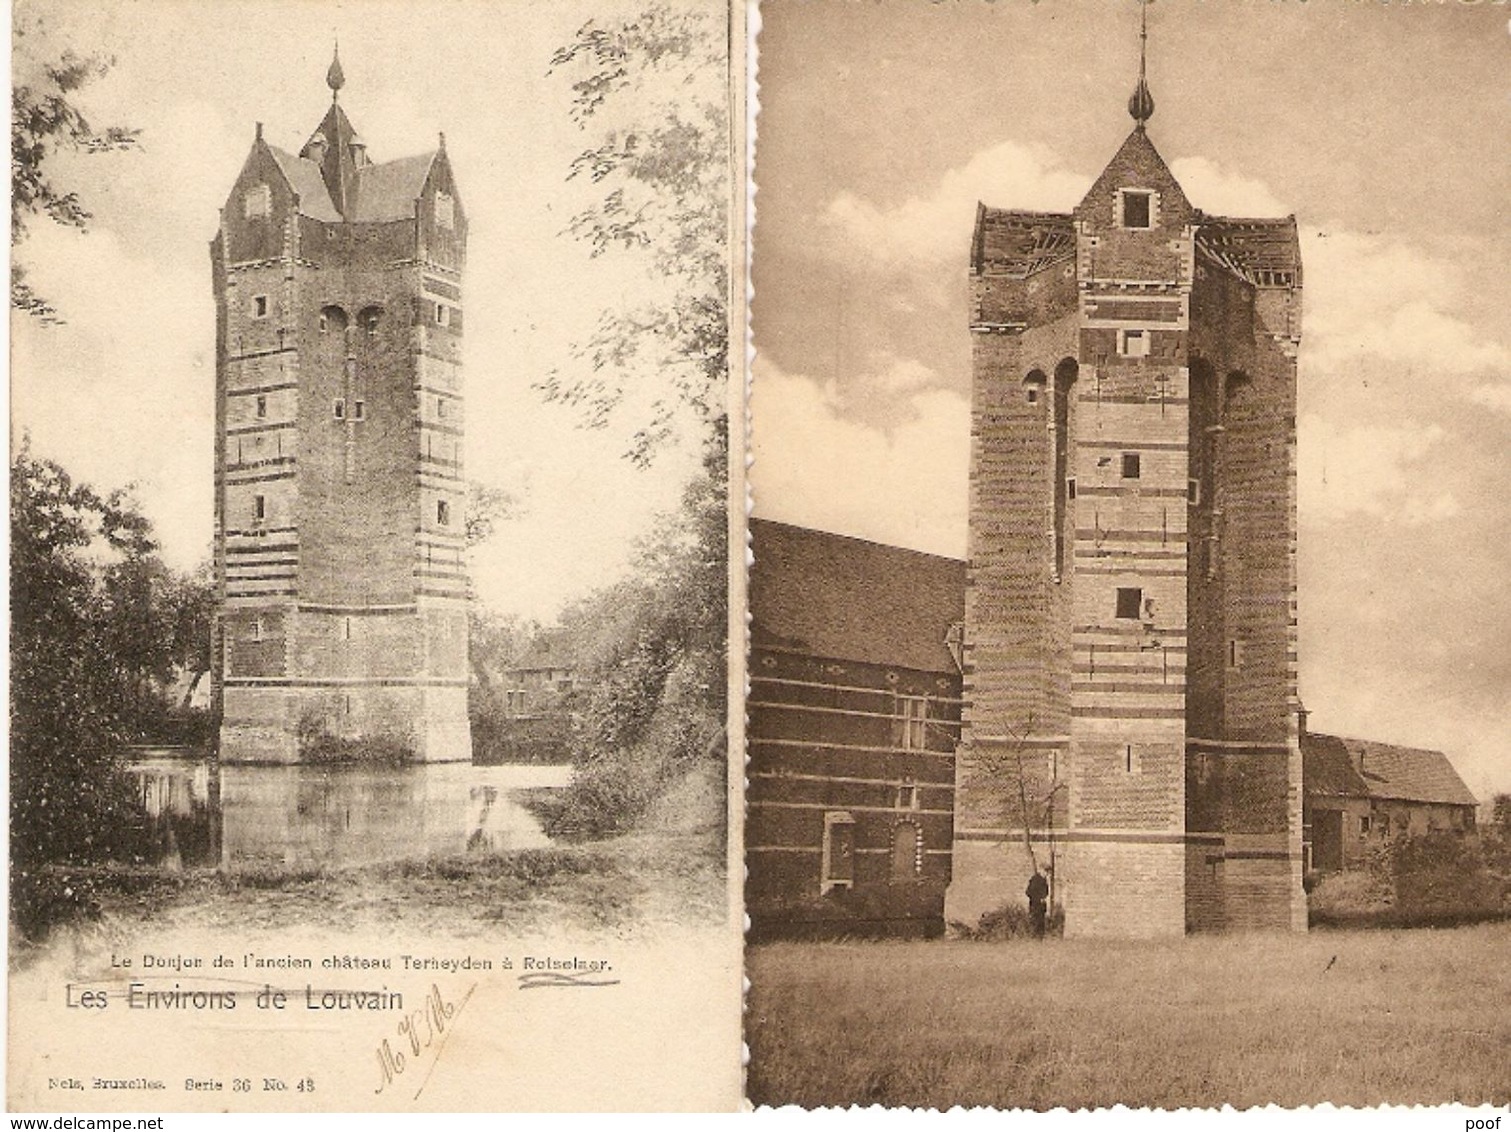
[[972, 207, 1076, 278], [267, 146, 343, 223], [750, 519, 965, 676], [266, 145, 437, 225], [1303, 731, 1478, 808], [353, 152, 438, 222]]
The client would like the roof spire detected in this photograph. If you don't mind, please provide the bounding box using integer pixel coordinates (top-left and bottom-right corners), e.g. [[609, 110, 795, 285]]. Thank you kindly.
[[327, 40, 345, 101], [1127, 0, 1155, 129]]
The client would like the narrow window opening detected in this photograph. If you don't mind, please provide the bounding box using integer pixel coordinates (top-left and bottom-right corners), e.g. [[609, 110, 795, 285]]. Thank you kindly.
[[1121, 190, 1152, 229], [1188, 478, 1201, 505], [255, 395, 267, 419], [353, 400, 365, 422], [1026, 387, 1039, 404], [1067, 476, 1077, 501], [343, 617, 352, 641], [1122, 452, 1142, 479], [333, 399, 346, 421], [896, 779, 919, 811], [896, 696, 929, 751], [252, 295, 269, 319], [1227, 638, 1245, 669], [434, 191, 455, 229], [435, 303, 450, 327], [1126, 744, 1134, 773], [251, 617, 264, 643], [1115, 587, 1143, 620], [437, 397, 448, 420], [821, 812, 856, 895], [437, 499, 451, 526]]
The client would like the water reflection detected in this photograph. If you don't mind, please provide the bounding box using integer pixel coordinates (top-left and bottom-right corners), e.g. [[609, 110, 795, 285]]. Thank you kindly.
[[127, 751, 573, 871]]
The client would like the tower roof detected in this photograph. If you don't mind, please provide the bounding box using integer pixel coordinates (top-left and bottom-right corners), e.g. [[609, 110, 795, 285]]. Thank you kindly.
[[1128, 0, 1155, 128], [265, 53, 448, 224]]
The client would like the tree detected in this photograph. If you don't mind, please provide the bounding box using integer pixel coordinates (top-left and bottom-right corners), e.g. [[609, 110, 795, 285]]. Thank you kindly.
[[543, 4, 730, 467], [11, 12, 139, 321], [10, 445, 210, 876]]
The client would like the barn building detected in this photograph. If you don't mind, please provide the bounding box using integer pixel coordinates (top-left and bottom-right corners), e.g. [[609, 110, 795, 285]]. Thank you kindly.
[[1301, 723, 1478, 874], [210, 52, 471, 763], [746, 520, 964, 939], [948, 36, 1308, 937]]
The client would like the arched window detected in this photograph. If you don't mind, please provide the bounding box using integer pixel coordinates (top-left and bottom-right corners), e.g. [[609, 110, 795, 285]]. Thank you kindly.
[[1052, 357, 1079, 580], [319, 305, 349, 334], [890, 822, 921, 880]]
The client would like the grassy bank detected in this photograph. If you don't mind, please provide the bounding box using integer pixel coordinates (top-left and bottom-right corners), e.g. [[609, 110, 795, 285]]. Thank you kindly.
[[746, 923, 1511, 1109], [12, 829, 725, 958]]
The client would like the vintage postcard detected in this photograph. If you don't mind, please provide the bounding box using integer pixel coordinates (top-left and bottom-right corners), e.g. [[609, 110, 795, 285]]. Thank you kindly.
[[746, 0, 1509, 1111], [9, 0, 743, 1112]]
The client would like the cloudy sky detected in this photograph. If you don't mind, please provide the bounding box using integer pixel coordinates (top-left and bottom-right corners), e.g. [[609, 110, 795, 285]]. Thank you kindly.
[[750, 0, 1511, 800], [10, 0, 714, 625]]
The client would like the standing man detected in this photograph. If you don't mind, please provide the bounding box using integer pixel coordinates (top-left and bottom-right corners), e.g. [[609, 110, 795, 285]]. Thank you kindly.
[[1026, 869, 1050, 938]]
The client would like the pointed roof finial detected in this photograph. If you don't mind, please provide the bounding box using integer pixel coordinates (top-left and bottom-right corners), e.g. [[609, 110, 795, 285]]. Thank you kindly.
[[327, 40, 345, 100], [1128, 0, 1155, 128]]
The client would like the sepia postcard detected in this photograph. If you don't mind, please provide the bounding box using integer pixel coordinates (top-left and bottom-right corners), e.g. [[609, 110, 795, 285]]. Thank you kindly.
[[746, 0, 1510, 1112], [8, 0, 743, 1113]]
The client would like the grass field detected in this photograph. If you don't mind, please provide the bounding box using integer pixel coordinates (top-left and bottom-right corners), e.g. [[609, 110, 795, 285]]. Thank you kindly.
[[746, 923, 1511, 1109]]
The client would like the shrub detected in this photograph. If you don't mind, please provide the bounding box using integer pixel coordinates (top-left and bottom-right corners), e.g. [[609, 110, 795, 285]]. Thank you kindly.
[[294, 715, 415, 765], [951, 901, 1064, 941]]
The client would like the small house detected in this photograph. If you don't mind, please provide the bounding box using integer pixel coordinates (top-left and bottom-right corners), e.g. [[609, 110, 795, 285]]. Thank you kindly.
[[1302, 725, 1478, 874]]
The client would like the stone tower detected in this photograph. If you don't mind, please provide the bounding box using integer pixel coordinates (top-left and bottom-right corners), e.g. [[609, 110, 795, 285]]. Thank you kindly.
[[210, 52, 471, 763], [946, 22, 1306, 936]]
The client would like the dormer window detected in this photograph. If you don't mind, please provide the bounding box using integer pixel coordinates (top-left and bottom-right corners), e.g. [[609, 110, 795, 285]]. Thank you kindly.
[[1119, 189, 1154, 230], [434, 191, 455, 229], [243, 184, 271, 219]]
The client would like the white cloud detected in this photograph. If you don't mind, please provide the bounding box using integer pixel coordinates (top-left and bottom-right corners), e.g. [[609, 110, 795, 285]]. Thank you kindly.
[[750, 359, 969, 558], [1301, 229, 1511, 377], [823, 140, 1090, 269], [1468, 382, 1511, 417], [1168, 157, 1289, 217], [1297, 414, 1458, 527]]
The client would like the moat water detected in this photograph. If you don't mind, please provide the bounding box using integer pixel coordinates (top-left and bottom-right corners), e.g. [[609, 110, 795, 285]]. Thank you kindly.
[[125, 751, 574, 870]]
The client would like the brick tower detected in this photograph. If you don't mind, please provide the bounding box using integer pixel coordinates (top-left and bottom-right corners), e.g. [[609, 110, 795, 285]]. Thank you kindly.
[[210, 51, 471, 763], [946, 18, 1306, 935]]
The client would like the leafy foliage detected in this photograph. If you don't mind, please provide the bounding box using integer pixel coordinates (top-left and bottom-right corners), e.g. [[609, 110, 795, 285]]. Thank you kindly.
[[536, 445, 727, 837], [10, 446, 212, 877], [541, 5, 730, 466], [11, 13, 140, 320]]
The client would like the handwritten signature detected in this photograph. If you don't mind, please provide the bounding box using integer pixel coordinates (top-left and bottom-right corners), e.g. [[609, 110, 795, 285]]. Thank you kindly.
[[374, 981, 475, 1099], [517, 971, 621, 990]]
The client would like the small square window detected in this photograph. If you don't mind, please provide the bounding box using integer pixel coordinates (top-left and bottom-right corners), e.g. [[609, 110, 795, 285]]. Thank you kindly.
[[1121, 452, 1141, 479], [1119, 329, 1150, 357], [253, 295, 269, 319], [1115, 587, 1143, 620], [897, 781, 918, 811], [333, 399, 346, 421], [353, 400, 365, 421], [437, 499, 451, 526], [1026, 387, 1040, 404], [255, 395, 268, 419], [1121, 190, 1152, 229]]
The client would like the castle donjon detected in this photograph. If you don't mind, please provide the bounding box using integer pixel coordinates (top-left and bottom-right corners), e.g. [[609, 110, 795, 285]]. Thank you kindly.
[[210, 53, 471, 763], [946, 38, 1307, 936]]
